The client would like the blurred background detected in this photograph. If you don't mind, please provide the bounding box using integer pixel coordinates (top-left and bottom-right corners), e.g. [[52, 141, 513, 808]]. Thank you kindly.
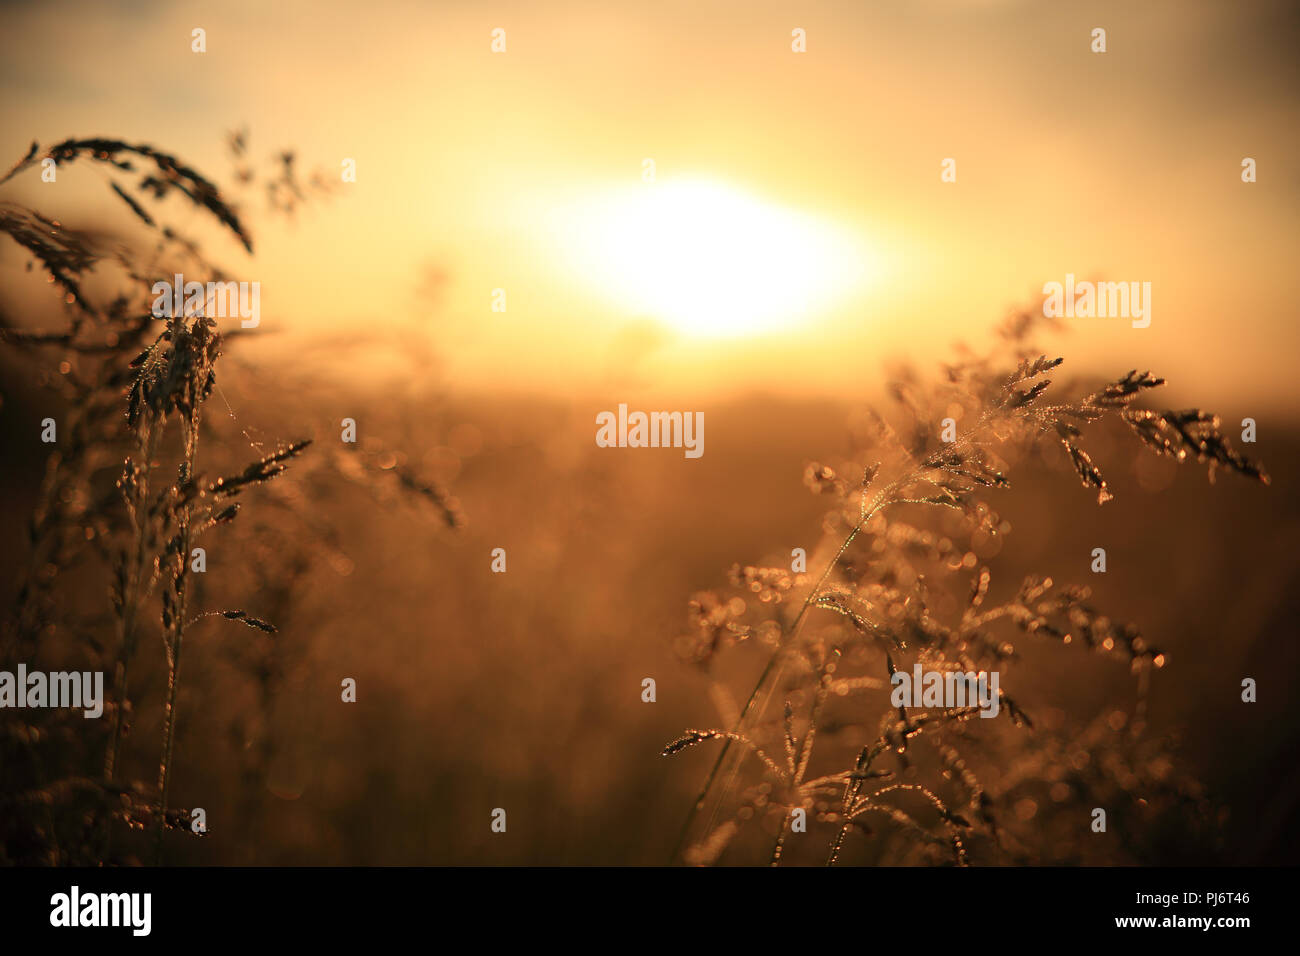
[[1, 0, 1298, 864]]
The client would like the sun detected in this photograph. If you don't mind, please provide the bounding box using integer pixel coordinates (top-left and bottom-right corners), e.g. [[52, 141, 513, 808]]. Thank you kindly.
[[553, 179, 874, 337]]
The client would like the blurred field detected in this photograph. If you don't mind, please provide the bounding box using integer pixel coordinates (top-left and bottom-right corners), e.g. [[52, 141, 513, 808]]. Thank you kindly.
[[3, 350, 1295, 864]]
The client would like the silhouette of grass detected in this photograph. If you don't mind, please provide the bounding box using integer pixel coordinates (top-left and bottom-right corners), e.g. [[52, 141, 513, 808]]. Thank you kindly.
[[0, 135, 454, 865], [666, 308, 1267, 866]]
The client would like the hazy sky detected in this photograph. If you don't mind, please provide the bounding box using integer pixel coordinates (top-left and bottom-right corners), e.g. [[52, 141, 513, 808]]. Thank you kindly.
[[2, 0, 1298, 408]]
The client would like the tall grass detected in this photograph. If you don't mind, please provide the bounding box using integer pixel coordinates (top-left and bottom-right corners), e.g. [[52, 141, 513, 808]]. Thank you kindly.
[[665, 309, 1269, 865], [0, 136, 455, 864]]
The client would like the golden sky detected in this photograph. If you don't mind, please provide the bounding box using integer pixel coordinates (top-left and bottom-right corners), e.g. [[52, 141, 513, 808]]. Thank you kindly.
[[2, 0, 1298, 409]]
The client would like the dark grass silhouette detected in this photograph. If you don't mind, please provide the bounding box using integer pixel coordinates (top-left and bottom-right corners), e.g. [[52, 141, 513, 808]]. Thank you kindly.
[[0, 136, 456, 864], [665, 308, 1269, 865]]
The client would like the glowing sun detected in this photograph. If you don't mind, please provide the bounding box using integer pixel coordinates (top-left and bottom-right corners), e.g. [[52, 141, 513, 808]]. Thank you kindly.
[[554, 179, 873, 337]]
